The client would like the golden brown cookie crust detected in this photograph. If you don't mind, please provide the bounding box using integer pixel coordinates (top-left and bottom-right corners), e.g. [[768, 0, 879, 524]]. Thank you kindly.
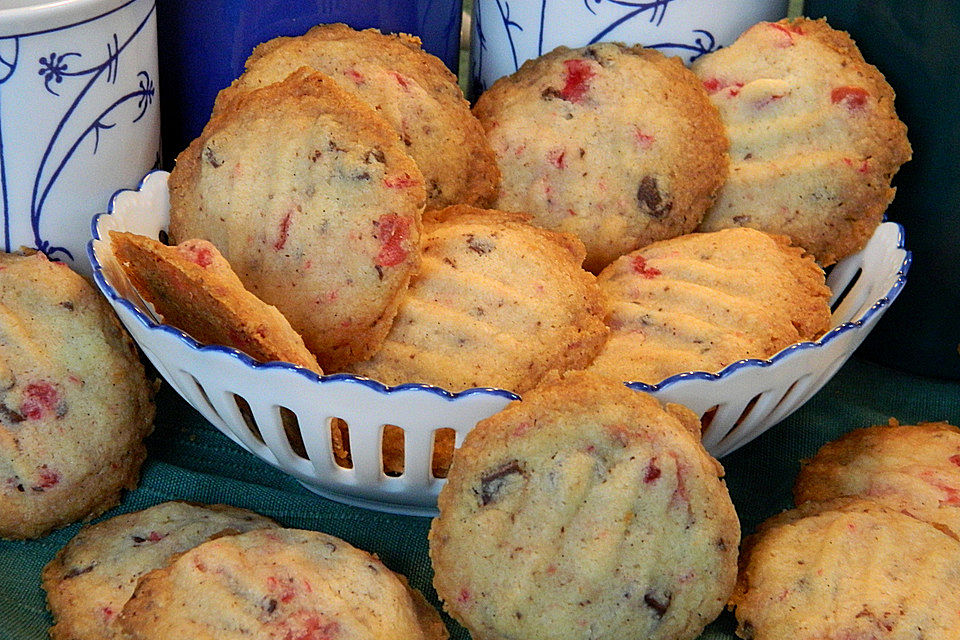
[[111, 231, 320, 373], [119, 528, 446, 640], [732, 505, 960, 640]]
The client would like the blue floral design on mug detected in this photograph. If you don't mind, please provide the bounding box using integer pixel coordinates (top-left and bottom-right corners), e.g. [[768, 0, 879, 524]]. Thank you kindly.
[[0, 0, 160, 270]]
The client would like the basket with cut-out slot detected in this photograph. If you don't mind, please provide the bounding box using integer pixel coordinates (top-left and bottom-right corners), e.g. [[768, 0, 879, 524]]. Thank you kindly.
[[89, 171, 910, 516]]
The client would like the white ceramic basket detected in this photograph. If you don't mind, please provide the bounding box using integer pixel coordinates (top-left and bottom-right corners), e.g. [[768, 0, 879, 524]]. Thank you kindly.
[[89, 171, 911, 516]]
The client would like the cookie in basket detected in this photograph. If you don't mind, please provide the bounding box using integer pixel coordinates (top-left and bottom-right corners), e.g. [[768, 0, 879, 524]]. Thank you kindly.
[[0, 251, 155, 539], [118, 527, 447, 640], [473, 42, 728, 272], [43, 501, 278, 640], [793, 419, 960, 539], [731, 502, 960, 639], [346, 205, 608, 393], [587, 227, 832, 385], [215, 23, 499, 211], [169, 68, 426, 370], [111, 231, 321, 373], [691, 18, 912, 265], [429, 370, 740, 640]]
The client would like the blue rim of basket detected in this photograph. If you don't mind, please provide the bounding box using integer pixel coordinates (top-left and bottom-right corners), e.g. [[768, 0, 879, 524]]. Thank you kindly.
[[89, 170, 911, 400]]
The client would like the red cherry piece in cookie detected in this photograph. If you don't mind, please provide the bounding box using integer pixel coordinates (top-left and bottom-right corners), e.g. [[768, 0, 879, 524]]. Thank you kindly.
[[21, 381, 62, 420], [559, 59, 595, 103], [179, 243, 214, 267], [383, 173, 419, 189], [274, 211, 293, 251], [831, 85, 870, 111], [631, 255, 661, 279], [374, 214, 411, 268], [32, 466, 60, 491], [768, 21, 804, 46], [547, 147, 567, 169]]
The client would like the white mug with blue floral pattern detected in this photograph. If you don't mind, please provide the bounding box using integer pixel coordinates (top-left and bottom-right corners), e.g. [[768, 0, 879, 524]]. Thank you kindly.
[[0, 0, 160, 276]]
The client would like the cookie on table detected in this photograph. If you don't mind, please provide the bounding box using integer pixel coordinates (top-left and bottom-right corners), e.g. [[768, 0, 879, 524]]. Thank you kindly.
[[111, 231, 321, 373], [793, 419, 960, 539], [43, 501, 278, 640], [474, 42, 728, 272], [731, 503, 960, 639], [429, 371, 740, 640], [118, 527, 447, 640], [0, 251, 155, 539], [169, 68, 425, 371], [346, 205, 608, 394], [587, 227, 832, 385], [215, 22, 499, 211], [691, 18, 912, 265]]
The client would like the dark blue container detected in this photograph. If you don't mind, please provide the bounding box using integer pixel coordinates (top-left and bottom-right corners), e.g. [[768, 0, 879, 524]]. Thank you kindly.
[[156, 0, 463, 168]]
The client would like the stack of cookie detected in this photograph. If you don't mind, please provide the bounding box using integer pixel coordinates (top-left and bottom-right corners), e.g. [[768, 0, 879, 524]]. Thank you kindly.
[[42, 501, 447, 640], [731, 420, 960, 638], [112, 17, 908, 394], [112, 22, 613, 395], [468, 16, 909, 383]]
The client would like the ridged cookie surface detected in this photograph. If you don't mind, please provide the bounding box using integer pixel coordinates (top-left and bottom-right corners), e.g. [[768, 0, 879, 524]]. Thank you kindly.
[[0, 252, 155, 539], [732, 505, 960, 639], [692, 18, 911, 265], [346, 205, 608, 393], [169, 69, 425, 370], [119, 527, 447, 640], [474, 42, 728, 272], [111, 232, 320, 373], [429, 371, 739, 640], [216, 23, 499, 210], [43, 501, 278, 640], [794, 420, 960, 539], [587, 227, 831, 385]]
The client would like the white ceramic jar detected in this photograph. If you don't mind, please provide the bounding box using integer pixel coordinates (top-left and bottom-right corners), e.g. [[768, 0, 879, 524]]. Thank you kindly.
[[0, 0, 160, 275]]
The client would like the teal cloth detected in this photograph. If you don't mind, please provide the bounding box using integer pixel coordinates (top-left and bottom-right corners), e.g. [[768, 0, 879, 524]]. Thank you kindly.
[[1, 356, 958, 640]]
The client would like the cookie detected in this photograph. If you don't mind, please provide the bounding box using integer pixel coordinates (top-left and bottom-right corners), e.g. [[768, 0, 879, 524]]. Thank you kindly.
[[587, 227, 832, 385], [732, 504, 960, 639], [429, 371, 740, 640], [0, 251, 155, 539], [111, 231, 321, 373], [692, 18, 912, 265], [474, 42, 728, 272], [118, 527, 447, 640], [169, 68, 425, 370], [346, 205, 608, 394], [215, 22, 499, 211], [43, 501, 278, 640], [793, 420, 960, 539]]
